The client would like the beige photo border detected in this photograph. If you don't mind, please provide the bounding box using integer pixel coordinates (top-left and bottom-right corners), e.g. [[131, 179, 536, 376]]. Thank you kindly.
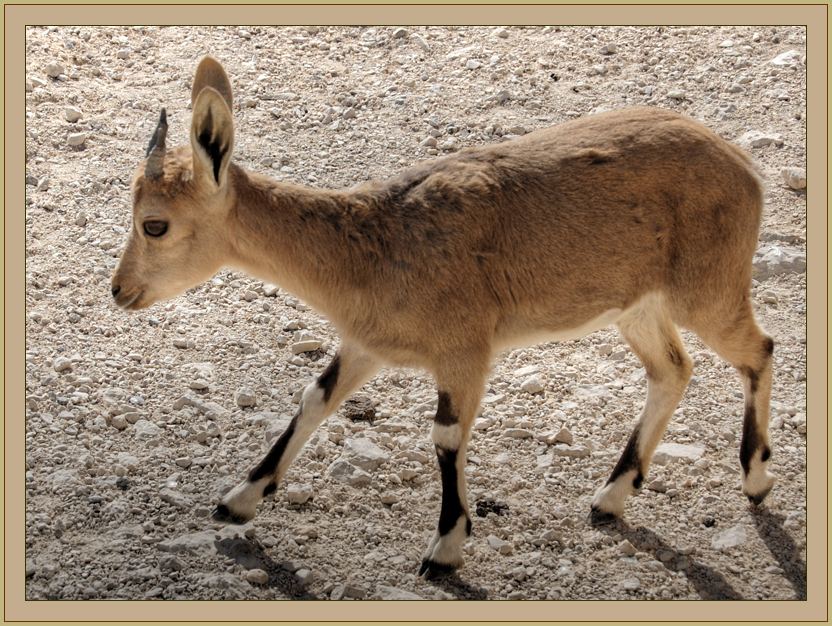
[[3, 1, 827, 624]]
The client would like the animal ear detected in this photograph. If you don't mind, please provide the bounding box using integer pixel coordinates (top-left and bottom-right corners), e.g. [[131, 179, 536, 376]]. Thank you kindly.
[[191, 56, 233, 110], [190, 87, 234, 189]]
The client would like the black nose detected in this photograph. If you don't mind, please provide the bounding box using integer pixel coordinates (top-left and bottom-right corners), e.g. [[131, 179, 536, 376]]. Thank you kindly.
[[111, 285, 121, 298]]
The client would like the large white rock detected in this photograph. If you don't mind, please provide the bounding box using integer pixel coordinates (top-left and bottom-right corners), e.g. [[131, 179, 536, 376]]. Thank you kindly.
[[711, 525, 747, 551], [343, 437, 389, 471], [753, 243, 806, 279], [653, 442, 705, 465], [769, 49, 802, 66]]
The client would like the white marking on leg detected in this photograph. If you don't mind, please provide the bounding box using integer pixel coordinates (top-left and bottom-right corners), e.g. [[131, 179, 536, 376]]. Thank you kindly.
[[743, 450, 776, 497], [431, 422, 461, 450], [425, 516, 468, 568]]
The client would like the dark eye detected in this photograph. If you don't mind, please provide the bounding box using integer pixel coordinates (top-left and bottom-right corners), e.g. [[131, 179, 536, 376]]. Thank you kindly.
[[143, 221, 168, 237]]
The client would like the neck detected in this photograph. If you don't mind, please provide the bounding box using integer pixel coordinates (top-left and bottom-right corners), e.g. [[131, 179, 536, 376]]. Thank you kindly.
[[223, 164, 371, 325]]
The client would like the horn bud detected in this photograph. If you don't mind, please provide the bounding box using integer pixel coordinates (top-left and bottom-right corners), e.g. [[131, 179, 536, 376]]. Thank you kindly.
[[145, 108, 168, 179]]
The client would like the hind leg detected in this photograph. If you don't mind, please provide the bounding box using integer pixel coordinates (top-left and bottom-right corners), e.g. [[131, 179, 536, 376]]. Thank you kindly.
[[591, 293, 692, 521], [696, 304, 775, 504]]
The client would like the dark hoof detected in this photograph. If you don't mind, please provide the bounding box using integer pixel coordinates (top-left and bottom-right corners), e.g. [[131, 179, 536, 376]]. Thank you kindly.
[[211, 503, 250, 525], [746, 486, 773, 507], [418, 558, 457, 580], [589, 506, 618, 527]]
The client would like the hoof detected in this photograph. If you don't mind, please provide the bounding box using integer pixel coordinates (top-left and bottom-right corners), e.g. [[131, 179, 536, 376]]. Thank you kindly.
[[746, 485, 773, 507], [589, 506, 619, 527], [418, 558, 457, 580], [211, 503, 251, 525]]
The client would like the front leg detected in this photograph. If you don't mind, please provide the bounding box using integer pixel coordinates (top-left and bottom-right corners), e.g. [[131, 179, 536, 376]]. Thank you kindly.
[[213, 342, 379, 524], [419, 361, 487, 578]]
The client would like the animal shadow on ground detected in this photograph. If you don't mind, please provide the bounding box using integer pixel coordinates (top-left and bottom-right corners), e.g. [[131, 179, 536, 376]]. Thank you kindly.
[[593, 519, 743, 600], [751, 507, 807, 600], [425, 569, 489, 600], [213, 536, 318, 599]]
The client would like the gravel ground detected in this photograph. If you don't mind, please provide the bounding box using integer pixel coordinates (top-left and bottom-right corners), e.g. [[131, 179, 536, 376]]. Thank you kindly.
[[25, 25, 807, 601]]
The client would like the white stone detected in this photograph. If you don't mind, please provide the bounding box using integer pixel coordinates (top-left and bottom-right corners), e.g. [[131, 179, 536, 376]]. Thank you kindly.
[[653, 442, 705, 465], [737, 130, 784, 149], [328, 459, 372, 486], [64, 106, 82, 122], [486, 534, 514, 555], [711, 525, 747, 550], [67, 132, 88, 147], [45, 62, 64, 78], [753, 243, 806, 279], [780, 167, 806, 190], [503, 428, 533, 439], [291, 340, 322, 354], [133, 419, 161, 439], [552, 444, 590, 458], [344, 438, 389, 470], [554, 427, 574, 445], [521, 375, 544, 394], [235, 388, 257, 408], [286, 483, 313, 504], [245, 568, 269, 584], [160, 488, 194, 509], [769, 49, 802, 66], [53, 356, 72, 372], [514, 365, 539, 377]]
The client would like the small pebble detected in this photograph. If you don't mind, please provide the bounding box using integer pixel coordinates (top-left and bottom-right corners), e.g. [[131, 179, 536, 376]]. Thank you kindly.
[[780, 167, 806, 190], [235, 388, 257, 408], [67, 132, 88, 147], [45, 62, 65, 78], [286, 483, 313, 504], [520, 375, 544, 394], [486, 534, 514, 555], [245, 569, 269, 585], [291, 340, 322, 354], [53, 357, 72, 372], [64, 106, 82, 122]]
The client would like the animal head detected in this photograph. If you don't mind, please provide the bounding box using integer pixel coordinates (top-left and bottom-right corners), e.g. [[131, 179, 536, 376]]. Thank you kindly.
[[111, 56, 237, 310]]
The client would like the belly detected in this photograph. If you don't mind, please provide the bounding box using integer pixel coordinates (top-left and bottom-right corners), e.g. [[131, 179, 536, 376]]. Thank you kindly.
[[494, 307, 623, 353]]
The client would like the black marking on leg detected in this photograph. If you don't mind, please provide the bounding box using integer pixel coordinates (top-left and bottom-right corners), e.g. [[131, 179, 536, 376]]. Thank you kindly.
[[739, 366, 760, 394], [761, 446, 771, 463], [435, 391, 457, 425], [317, 355, 341, 403], [607, 427, 644, 489], [667, 343, 684, 369], [763, 337, 775, 357], [436, 446, 468, 536], [740, 404, 759, 476], [248, 414, 298, 482], [262, 481, 277, 497], [211, 504, 249, 525]]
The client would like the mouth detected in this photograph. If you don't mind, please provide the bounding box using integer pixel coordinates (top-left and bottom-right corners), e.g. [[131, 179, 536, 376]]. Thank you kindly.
[[115, 289, 146, 310]]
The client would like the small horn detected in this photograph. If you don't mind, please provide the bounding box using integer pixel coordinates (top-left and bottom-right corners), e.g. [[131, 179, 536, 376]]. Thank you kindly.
[[145, 108, 168, 179]]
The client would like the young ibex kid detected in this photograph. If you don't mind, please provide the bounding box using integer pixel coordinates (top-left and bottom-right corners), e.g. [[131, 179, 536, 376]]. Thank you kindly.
[[112, 57, 775, 577]]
